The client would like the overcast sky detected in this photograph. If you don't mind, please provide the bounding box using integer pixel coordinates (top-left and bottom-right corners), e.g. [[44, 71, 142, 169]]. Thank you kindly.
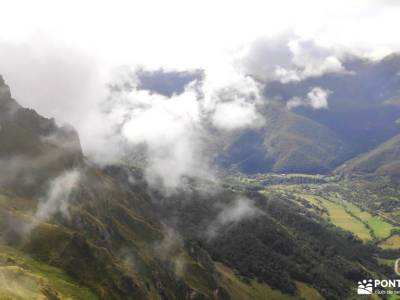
[[1, 0, 399, 67]]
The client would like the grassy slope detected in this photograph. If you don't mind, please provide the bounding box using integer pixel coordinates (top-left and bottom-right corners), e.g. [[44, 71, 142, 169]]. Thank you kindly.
[[217, 104, 351, 174], [215, 263, 323, 300], [0, 246, 97, 300], [262, 106, 351, 174], [1, 173, 271, 300], [338, 134, 400, 177]]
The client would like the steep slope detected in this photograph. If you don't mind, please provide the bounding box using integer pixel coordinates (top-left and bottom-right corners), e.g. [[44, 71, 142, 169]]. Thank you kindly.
[[216, 104, 351, 174], [0, 246, 97, 300], [337, 134, 400, 178], [0, 75, 82, 197]]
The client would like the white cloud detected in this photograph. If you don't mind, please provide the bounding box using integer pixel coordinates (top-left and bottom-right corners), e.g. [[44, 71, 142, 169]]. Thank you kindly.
[[212, 99, 263, 130], [152, 227, 186, 277], [108, 67, 263, 192], [241, 36, 346, 83], [206, 197, 263, 239], [287, 87, 331, 110], [289, 39, 345, 79], [35, 169, 80, 221], [120, 87, 208, 193]]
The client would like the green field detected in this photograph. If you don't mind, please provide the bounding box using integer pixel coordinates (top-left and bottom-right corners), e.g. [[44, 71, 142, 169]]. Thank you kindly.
[[380, 235, 400, 249], [295, 194, 372, 240], [340, 200, 396, 239], [320, 197, 372, 240], [368, 217, 395, 239], [284, 187, 399, 243]]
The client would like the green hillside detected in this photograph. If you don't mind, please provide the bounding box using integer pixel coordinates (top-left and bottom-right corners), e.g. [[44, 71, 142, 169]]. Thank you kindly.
[[337, 134, 400, 178], [262, 105, 352, 173], [217, 104, 352, 174]]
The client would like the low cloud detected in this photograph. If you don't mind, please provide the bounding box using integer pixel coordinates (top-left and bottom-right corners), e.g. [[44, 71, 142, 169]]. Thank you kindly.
[[102, 66, 264, 193], [206, 197, 263, 239], [117, 247, 138, 273], [287, 87, 331, 110], [0, 151, 74, 193], [0, 168, 81, 238], [35, 169, 80, 221], [112, 81, 209, 194], [212, 99, 262, 130], [153, 227, 186, 278]]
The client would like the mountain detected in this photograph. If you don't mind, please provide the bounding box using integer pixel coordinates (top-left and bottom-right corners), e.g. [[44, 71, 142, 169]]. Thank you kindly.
[[0, 75, 82, 197], [336, 133, 400, 179], [0, 75, 395, 299], [216, 54, 400, 175], [216, 104, 352, 174], [265, 54, 400, 153]]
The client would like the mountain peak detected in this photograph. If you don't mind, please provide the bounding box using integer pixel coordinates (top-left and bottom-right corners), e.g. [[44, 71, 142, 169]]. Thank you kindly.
[[0, 74, 83, 196], [0, 75, 14, 104]]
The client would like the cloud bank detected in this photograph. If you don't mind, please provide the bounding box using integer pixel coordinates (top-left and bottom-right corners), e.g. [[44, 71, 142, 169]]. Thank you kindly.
[[105, 66, 264, 192], [206, 197, 263, 239], [287, 87, 332, 110], [241, 35, 345, 83]]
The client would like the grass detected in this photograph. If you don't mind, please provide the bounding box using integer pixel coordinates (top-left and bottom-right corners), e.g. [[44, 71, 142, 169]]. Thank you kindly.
[[298, 194, 325, 210], [340, 200, 396, 239], [368, 217, 395, 239], [298, 194, 372, 240], [215, 263, 323, 300], [377, 258, 395, 267], [295, 281, 324, 300], [183, 261, 216, 297], [323, 199, 372, 240], [0, 266, 42, 300], [380, 235, 400, 249], [0, 246, 98, 300]]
